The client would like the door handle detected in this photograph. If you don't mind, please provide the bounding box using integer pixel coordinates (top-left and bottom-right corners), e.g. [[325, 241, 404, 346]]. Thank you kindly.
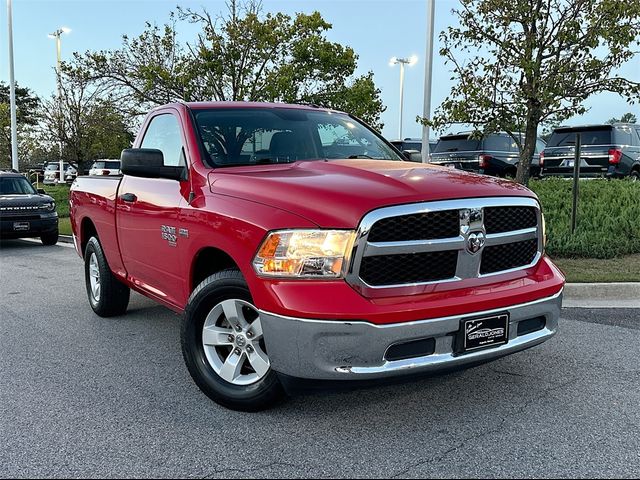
[[119, 193, 137, 203]]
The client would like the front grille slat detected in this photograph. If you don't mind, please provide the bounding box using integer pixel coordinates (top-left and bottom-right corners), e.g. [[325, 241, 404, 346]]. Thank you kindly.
[[368, 210, 459, 242], [484, 206, 537, 234], [480, 239, 538, 274], [360, 251, 459, 286]]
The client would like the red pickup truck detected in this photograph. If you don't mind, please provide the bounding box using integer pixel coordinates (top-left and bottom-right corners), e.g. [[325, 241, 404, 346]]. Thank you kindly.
[[70, 102, 565, 411]]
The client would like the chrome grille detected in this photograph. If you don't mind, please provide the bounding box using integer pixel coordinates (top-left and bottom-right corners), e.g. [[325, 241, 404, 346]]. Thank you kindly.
[[345, 197, 542, 297]]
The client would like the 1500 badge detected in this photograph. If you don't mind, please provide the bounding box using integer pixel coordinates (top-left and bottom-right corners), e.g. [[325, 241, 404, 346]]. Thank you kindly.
[[161, 225, 190, 247], [161, 225, 178, 247]]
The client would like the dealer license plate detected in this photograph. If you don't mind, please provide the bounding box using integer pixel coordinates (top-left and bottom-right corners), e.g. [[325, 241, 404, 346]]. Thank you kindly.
[[13, 222, 30, 231], [463, 314, 509, 352]]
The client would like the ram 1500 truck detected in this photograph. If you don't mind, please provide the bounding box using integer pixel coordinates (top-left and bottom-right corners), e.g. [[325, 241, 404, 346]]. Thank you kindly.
[[70, 102, 565, 411]]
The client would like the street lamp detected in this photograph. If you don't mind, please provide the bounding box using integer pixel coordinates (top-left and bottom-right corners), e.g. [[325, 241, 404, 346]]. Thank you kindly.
[[48, 27, 71, 184], [6, 0, 19, 171], [390, 55, 418, 140]]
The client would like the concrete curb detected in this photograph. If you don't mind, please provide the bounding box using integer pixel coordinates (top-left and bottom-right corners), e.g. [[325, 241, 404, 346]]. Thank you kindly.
[[59, 234, 74, 244], [563, 283, 640, 309]]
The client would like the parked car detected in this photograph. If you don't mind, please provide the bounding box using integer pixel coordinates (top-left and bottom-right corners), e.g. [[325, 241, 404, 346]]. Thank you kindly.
[[390, 138, 438, 162], [0, 170, 59, 245], [43, 162, 70, 185], [541, 124, 640, 180], [88, 159, 121, 176], [430, 132, 545, 178], [25, 162, 47, 183], [64, 165, 77, 183], [70, 102, 564, 411]]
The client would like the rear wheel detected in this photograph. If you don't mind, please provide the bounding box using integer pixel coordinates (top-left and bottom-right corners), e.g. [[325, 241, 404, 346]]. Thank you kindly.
[[630, 169, 639, 182], [40, 229, 59, 246], [181, 269, 285, 411], [84, 236, 130, 317]]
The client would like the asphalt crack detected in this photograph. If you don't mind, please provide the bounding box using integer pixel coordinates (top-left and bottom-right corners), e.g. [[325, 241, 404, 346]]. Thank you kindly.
[[389, 377, 578, 478], [201, 460, 300, 478]]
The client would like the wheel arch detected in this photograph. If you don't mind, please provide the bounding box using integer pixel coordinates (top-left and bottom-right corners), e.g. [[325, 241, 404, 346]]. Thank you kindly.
[[80, 217, 98, 255], [190, 246, 242, 294]]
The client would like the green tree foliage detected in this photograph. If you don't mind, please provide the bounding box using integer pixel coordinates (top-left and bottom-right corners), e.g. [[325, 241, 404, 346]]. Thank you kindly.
[[606, 112, 637, 124], [66, 0, 385, 129], [0, 82, 40, 168], [40, 73, 134, 174], [424, 0, 640, 185]]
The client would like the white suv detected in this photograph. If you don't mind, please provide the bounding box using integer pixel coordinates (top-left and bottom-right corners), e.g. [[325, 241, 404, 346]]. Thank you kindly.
[[88, 160, 121, 176]]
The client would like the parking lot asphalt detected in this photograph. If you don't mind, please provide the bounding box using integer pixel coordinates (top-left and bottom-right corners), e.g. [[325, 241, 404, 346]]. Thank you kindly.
[[1, 240, 639, 479]]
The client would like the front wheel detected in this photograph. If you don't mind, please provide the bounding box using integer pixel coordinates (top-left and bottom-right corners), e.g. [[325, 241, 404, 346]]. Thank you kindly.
[[181, 270, 285, 411], [41, 229, 59, 246]]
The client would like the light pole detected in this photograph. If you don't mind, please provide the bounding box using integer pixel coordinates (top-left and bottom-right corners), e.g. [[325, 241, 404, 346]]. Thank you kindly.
[[390, 55, 418, 141], [7, 0, 19, 171], [421, 0, 436, 163], [48, 27, 71, 184]]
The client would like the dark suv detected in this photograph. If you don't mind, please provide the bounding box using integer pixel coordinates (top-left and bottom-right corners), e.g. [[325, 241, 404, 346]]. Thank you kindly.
[[0, 171, 59, 245], [390, 138, 438, 162], [429, 132, 545, 178], [541, 124, 640, 180]]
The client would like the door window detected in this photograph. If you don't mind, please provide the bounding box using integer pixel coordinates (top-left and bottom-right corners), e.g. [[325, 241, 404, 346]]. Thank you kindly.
[[141, 114, 184, 166]]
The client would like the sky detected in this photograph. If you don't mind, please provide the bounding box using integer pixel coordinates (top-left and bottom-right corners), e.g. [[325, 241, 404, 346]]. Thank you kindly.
[[1, 0, 639, 141]]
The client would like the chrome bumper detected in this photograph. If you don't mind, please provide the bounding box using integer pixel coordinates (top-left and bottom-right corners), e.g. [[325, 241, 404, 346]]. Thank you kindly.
[[260, 290, 562, 380]]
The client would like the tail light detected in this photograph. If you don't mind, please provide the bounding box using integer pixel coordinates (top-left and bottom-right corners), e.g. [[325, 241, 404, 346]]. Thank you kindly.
[[101, 169, 110, 175], [478, 154, 491, 169], [608, 148, 622, 165], [539, 151, 545, 167]]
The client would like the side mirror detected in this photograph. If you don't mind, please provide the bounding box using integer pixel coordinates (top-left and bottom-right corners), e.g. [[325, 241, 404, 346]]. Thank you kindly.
[[402, 149, 422, 162], [120, 149, 186, 181], [37, 188, 46, 195]]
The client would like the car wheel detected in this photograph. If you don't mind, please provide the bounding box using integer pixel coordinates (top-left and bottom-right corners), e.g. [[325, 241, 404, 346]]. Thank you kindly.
[[84, 236, 130, 317], [631, 170, 639, 182], [182, 269, 285, 411], [40, 229, 59, 246]]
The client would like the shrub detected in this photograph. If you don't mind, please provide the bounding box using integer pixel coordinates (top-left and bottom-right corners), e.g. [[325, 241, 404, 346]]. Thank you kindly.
[[530, 178, 640, 259]]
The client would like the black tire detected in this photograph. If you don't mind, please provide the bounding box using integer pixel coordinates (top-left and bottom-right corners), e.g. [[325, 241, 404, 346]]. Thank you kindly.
[[631, 170, 639, 182], [40, 229, 59, 246], [84, 236, 130, 317], [181, 269, 285, 412]]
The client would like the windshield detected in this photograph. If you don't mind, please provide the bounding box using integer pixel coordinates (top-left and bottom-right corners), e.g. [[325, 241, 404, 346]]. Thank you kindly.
[[193, 108, 401, 167], [0, 176, 37, 195], [548, 128, 613, 147], [434, 136, 481, 153], [45, 163, 59, 171]]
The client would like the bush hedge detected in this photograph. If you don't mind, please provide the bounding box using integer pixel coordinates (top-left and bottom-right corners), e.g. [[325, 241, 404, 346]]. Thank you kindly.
[[530, 178, 640, 259]]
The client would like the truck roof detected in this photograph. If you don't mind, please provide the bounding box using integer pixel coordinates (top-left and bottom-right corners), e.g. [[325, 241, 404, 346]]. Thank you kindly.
[[158, 101, 346, 115]]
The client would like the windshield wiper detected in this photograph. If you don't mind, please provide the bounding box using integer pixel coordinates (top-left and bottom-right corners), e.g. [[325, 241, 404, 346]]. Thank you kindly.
[[347, 154, 374, 159]]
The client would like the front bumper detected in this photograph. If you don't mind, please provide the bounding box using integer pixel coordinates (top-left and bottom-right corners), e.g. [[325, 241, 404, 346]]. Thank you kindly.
[[0, 214, 58, 238], [260, 289, 562, 380]]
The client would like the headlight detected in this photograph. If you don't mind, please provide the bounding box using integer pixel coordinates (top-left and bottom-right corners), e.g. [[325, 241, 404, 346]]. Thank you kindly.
[[42, 201, 56, 212], [253, 230, 356, 278]]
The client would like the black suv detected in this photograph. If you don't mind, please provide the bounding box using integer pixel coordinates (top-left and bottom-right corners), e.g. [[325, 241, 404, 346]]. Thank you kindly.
[[0, 171, 59, 245], [390, 138, 438, 162], [541, 124, 640, 180], [429, 132, 545, 178]]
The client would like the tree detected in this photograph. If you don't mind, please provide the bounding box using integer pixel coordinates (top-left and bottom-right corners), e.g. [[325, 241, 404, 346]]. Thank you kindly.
[[606, 112, 637, 124], [0, 82, 40, 168], [425, 0, 640, 185], [39, 73, 134, 174], [65, 0, 385, 129]]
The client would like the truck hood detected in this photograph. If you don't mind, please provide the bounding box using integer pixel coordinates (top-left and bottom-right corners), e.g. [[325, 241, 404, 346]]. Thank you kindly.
[[208, 159, 536, 228]]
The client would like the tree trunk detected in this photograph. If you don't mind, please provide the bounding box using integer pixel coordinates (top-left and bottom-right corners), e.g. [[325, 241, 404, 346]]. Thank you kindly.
[[516, 109, 540, 186]]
